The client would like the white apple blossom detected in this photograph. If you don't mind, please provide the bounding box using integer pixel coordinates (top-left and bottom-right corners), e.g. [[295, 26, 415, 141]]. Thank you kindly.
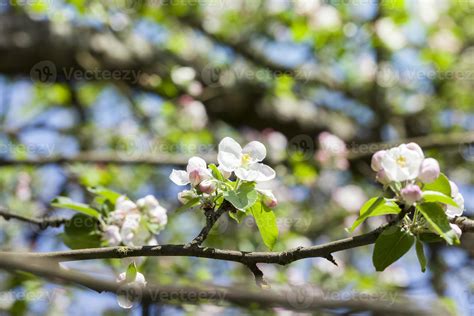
[[446, 181, 464, 218], [170, 156, 212, 187], [380, 144, 424, 182], [120, 213, 142, 246], [116, 271, 147, 309], [103, 225, 122, 246], [217, 137, 275, 182], [137, 195, 168, 227]]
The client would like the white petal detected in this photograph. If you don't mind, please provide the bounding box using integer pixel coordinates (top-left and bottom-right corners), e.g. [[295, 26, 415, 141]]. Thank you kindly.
[[186, 156, 207, 173], [169, 169, 189, 185], [235, 167, 260, 181], [218, 137, 242, 171], [250, 163, 276, 182], [243, 141, 266, 162]]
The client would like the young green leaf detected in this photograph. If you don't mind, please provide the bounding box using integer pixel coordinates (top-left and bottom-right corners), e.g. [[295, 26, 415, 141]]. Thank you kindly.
[[51, 197, 101, 219], [223, 182, 258, 211], [208, 164, 224, 182], [126, 262, 137, 282], [415, 239, 427, 272], [373, 226, 415, 271], [423, 173, 451, 196], [422, 191, 458, 207], [87, 186, 122, 204], [61, 213, 101, 249], [417, 203, 457, 245], [228, 210, 247, 223], [175, 197, 201, 212], [249, 201, 278, 250], [350, 197, 401, 232]]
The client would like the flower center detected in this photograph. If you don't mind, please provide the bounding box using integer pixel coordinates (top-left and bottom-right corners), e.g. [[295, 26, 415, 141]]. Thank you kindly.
[[396, 155, 407, 167], [241, 153, 252, 167]]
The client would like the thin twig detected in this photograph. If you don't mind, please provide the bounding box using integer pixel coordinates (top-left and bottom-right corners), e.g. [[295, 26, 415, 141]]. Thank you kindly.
[[0, 207, 67, 229]]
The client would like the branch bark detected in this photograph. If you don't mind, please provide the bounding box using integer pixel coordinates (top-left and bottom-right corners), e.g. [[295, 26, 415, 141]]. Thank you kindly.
[[0, 255, 449, 315], [3, 217, 472, 265]]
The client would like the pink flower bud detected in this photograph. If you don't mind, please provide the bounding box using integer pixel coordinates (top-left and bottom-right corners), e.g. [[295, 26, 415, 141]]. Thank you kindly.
[[401, 184, 422, 205], [188, 170, 202, 187], [259, 190, 278, 208], [418, 158, 440, 183], [371, 150, 386, 172], [376, 169, 391, 185], [198, 179, 216, 194]]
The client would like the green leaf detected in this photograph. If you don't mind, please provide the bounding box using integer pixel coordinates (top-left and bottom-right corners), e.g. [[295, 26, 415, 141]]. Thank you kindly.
[[51, 197, 100, 219], [208, 164, 224, 181], [87, 186, 122, 204], [60, 214, 101, 250], [416, 239, 427, 272], [175, 197, 200, 212], [417, 203, 457, 245], [422, 191, 458, 207], [223, 182, 258, 211], [373, 226, 415, 271], [423, 173, 451, 196], [418, 233, 443, 243], [126, 262, 137, 282], [350, 197, 401, 232], [249, 202, 278, 250], [64, 213, 99, 236], [228, 210, 247, 223]]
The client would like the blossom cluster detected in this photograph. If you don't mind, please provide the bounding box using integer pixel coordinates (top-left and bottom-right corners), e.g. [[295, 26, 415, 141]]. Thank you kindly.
[[370, 142, 464, 235], [170, 137, 278, 208], [103, 195, 168, 247]]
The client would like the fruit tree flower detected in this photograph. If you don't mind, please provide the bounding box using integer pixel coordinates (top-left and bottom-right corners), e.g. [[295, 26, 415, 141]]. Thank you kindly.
[[217, 137, 275, 182], [177, 190, 197, 204], [418, 158, 440, 184], [446, 181, 465, 218], [380, 143, 424, 182], [400, 184, 422, 205], [170, 157, 212, 187], [137, 195, 168, 227], [116, 270, 147, 309], [258, 189, 278, 208]]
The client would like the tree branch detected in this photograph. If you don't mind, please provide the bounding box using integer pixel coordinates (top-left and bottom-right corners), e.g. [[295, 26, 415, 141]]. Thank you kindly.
[[0, 255, 449, 315], [188, 200, 232, 247], [3, 217, 472, 265], [0, 207, 67, 229]]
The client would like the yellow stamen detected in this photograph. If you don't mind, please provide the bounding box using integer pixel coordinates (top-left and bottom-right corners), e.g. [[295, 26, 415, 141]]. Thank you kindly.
[[241, 153, 251, 166], [396, 155, 407, 167]]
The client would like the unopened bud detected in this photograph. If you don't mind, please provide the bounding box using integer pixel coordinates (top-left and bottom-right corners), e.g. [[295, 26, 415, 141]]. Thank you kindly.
[[401, 184, 422, 205], [418, 158, 440, 183]]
